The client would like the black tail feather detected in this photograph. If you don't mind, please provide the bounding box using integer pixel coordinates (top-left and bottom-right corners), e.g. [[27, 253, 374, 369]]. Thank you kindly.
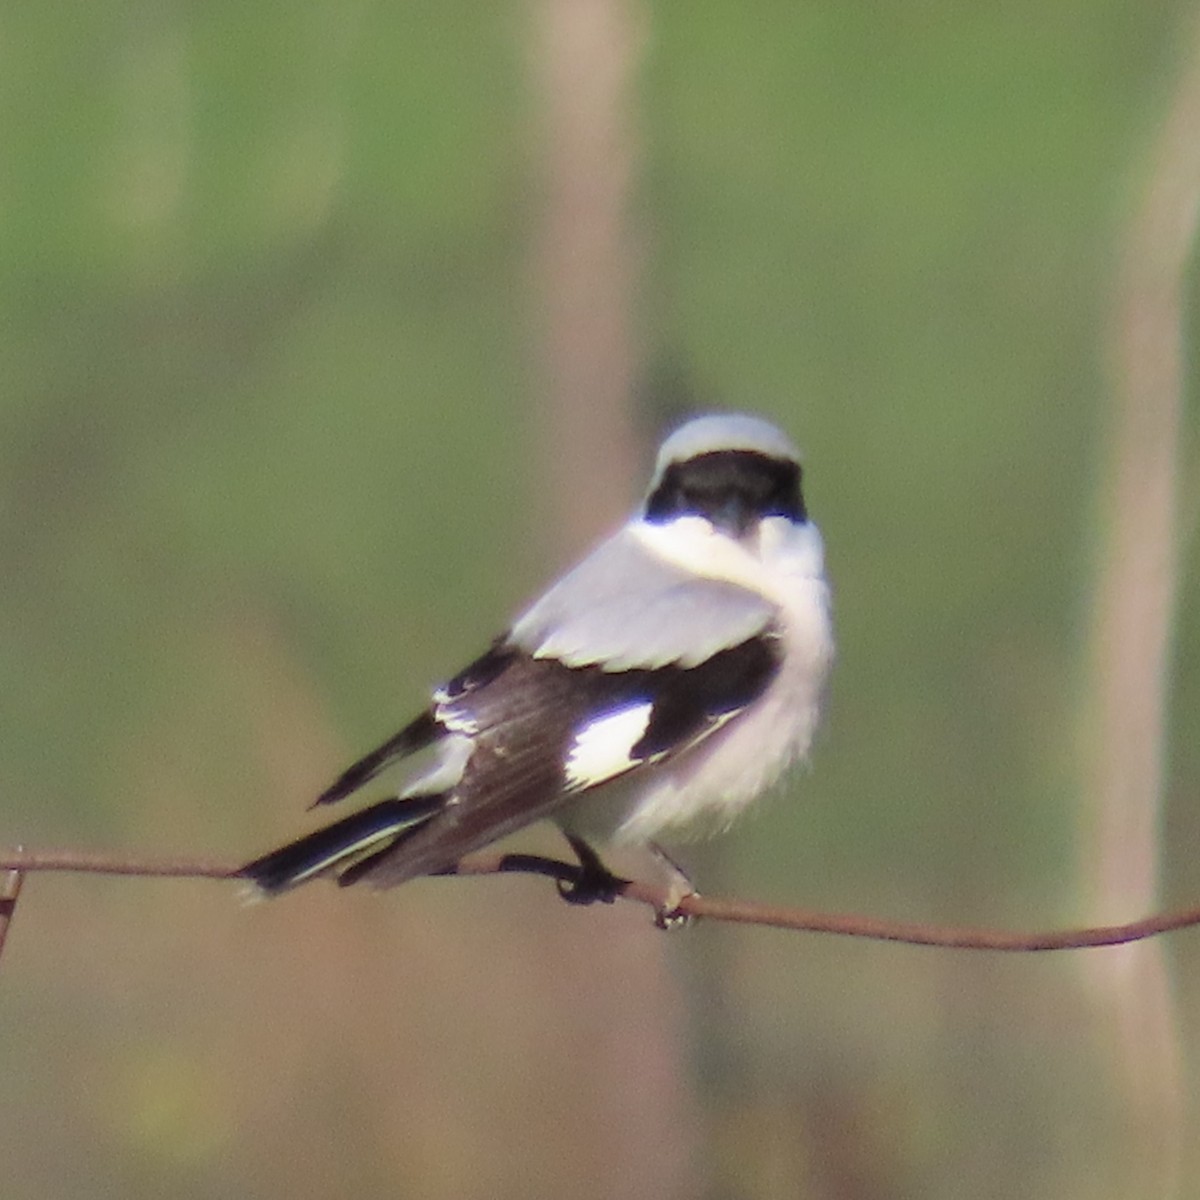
[[240, 794, 444, 894], [313, 710, 441, 807], [336, 823, 426, 888]]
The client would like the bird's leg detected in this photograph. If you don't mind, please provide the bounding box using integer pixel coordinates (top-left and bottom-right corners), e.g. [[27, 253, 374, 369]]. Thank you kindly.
[[556, 834, 628, 906], [649, 842, 698, 930]]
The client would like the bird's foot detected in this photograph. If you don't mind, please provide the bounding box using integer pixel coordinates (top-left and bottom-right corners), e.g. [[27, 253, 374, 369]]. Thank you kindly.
[[557, 835, 628, 906], [649, 842, 699, 930], [653, 902, 697, 931]]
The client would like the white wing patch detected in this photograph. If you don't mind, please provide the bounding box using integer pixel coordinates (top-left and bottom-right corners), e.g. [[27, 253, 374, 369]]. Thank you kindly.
[[564, 703, 654, 792], [399, 734, 472, 799]]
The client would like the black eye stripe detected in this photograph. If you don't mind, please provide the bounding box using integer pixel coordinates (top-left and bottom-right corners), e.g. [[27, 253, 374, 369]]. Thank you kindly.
[[644, 450, 806, 526]]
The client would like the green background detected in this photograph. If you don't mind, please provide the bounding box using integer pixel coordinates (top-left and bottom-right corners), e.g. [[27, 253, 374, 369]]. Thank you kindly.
[[2, 3, 1199, 1197]]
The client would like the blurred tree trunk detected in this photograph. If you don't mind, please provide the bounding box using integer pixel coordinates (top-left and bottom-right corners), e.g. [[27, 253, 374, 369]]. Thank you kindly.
[[1079, 13, 1200, 1199], [517, 2, 702, 1198], [531, 0, 642, 555]]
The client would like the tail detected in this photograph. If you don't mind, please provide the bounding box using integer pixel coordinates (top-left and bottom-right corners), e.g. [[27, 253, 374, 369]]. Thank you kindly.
[[313, 710, 441, 807], [239, 794, 444, 895]]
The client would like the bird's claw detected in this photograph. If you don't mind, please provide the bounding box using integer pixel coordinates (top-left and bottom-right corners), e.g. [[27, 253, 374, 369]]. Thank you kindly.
[[653, 894, 698, 930], [556, 869, 625, 906]]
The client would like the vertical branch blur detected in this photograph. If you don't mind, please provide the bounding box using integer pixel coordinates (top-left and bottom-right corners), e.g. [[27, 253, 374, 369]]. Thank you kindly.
[[523, 4, 700, 1199], [1080, 15, 1200, 1199], [531, 0, 642, 552]]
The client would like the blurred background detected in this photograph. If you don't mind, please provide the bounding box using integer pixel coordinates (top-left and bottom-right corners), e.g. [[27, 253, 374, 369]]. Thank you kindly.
[[3, 2, 1200, 1197]]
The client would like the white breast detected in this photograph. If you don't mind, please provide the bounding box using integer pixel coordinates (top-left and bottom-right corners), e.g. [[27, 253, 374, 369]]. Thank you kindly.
[[563, 517, 834, 845]]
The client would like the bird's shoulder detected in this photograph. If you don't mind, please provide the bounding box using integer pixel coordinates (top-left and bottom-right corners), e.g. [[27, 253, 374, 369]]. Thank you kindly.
[[507, 524, 778, 672]]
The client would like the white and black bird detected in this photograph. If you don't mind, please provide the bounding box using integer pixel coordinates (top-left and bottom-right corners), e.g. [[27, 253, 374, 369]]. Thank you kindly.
[[240, 413, 834, 907]]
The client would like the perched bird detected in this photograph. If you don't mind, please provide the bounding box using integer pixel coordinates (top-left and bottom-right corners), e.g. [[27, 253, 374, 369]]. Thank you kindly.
[[240, 413, 833, 910]]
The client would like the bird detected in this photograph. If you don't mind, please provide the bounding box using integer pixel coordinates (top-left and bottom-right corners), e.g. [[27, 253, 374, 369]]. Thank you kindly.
[[239, 412, 834, 912]]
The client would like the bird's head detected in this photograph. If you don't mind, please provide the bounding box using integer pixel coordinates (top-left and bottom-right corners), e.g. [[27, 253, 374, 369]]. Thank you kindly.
[[644, 414, 807, 540]]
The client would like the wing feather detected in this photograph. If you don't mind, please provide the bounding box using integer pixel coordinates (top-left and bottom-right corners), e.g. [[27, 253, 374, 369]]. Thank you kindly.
[[249, 527, 786, 891], [353, 635, 781, 887], [508, 530, 775, 670]]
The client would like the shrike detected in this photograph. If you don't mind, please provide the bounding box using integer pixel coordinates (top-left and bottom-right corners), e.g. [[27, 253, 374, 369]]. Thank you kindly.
[[240, 413, 833, 910]]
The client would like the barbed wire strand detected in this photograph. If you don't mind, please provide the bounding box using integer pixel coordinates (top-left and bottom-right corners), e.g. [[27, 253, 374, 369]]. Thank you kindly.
[[0, 845, 1197, 954]]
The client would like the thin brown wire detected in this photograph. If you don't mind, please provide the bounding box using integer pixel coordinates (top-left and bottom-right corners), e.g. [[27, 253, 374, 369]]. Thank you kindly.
[[0, 845, 1197, 953]]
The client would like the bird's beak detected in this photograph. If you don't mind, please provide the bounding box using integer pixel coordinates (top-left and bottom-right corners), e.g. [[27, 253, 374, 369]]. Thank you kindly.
[[712, 493, 756, 538]]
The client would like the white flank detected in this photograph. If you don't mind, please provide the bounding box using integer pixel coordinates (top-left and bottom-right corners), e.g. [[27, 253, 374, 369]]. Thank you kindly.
[[564, 703, 654, 791], [400, 734, 472, 798]]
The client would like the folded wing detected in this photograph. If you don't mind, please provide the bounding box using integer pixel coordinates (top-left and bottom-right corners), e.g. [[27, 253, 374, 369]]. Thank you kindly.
[[241, 527, 784, 893]]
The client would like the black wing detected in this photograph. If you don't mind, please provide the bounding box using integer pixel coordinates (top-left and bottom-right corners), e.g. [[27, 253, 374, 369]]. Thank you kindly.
[[240, 633, 780, 894], [340, 633, 781, 887]]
